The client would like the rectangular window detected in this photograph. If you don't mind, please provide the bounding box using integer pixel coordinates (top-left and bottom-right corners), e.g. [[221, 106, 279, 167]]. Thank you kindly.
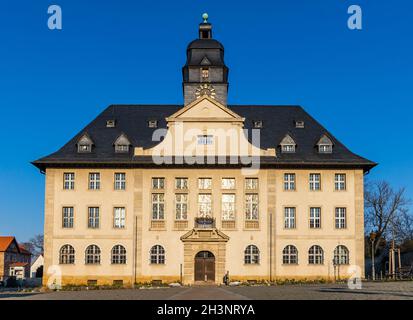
[[310, 207, 321, 229], [245, 178, 258, 190], [309, 173, 321, 191], [88, 207, 100, 229], [197, 135, 213, 145], [335, 207, 347, 229], [284, 173, 296, 191], [175, 194, 188, 220], [63, 173, 75, 190], [152, 194, 165, 220], [113, 207, 126, 229], [175, 178, 188, 190], [335, 174, 346, 191], [282, 145, 295, 153], [201, 68, 209, 81], [152, 178, 165, 190], [89, 173, 101, 190], [114, 173, 126, 190], [115, 145, 129, 153], [62, 207, 74, 228], [319, 145, 332, 153], [284, 207, 296, 229], [198, 178, 212, 190], [221, 178, 235, 189], [198, 194, 212, 217], [222, 194, 235, 221], [245, 194, 259, 220]]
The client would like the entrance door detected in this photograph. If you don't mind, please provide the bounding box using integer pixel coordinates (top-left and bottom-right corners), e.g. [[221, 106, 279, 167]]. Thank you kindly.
[[194, 251, 215, 282]]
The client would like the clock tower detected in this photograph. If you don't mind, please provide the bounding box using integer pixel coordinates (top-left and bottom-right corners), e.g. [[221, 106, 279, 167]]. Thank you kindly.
[[182, 14, 229, 106]]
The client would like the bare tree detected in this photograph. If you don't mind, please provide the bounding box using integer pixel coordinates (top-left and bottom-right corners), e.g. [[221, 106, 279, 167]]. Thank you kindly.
[[365, 181, 411, 255], [22, 234, 44, 256]]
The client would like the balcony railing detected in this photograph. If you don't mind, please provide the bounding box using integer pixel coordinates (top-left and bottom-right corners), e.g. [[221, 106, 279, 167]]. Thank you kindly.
[[194, 217, 216, 229]]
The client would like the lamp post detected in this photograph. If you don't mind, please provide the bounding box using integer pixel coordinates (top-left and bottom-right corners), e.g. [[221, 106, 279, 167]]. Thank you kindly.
[[370, 232, 377, 281]]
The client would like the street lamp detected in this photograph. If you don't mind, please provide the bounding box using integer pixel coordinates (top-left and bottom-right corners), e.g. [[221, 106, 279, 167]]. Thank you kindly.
[[370, 232, 377, 281]]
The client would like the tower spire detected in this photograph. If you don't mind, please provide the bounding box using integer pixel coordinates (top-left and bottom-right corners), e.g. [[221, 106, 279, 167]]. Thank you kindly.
[[199, 13, 212, 39]]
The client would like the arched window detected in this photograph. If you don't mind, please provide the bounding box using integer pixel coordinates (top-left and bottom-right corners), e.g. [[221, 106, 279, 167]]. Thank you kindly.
[[59, 245, 75, 264], [244, 245, 260, 264], [111, 245, 126, 264], [85, 245, 101, 265], [334, 245, 349, 265], [282, 245, 298, 264], [150, 245, 165, 264], [308, 245, 324, 265]]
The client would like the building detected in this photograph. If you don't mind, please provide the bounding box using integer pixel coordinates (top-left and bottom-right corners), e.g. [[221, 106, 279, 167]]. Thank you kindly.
[[30, 254, 44, 278], [32, 15, 376, 286], [0, 236, 32, 282]]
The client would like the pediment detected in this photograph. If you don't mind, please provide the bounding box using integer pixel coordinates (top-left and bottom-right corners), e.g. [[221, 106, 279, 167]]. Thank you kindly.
[[77, 133, 94, 145], [280, 134, 296, 146], [113, 133, 131, 146], [166, 96, 244, 122], [200, 56, 211, 65], [181, 228, 230, 243], [317, 134, 334, 146]]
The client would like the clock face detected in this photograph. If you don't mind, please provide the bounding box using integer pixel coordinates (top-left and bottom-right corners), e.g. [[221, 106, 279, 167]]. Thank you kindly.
[[195, 84, 216, 99]]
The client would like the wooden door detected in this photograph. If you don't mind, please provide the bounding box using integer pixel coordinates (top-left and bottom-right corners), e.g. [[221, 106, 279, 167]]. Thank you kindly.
[[194, 251, 215, 282]]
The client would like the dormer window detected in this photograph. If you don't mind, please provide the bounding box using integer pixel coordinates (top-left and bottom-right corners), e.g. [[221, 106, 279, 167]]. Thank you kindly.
[[114, 133, 131, 153], [115, 145, 130, 153], [148, 120, 158, 128], [280, 134, 296, 153], [253, 120, 263, 128], [319, 144, 332, 153], [317, 134, 333, 154], [295, 120, 305, 128], [282, 145, 296, 153], [106, 120, 116, 128], [77, 134, 93, 153]]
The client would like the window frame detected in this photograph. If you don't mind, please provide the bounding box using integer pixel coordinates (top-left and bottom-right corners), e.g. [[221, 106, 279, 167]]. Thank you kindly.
[[198, 193, 212, 218], [85, 245, 101, 265], [59, 245, 75, 265], [335, 174, 346, 191], [308, 245, 324, 265], [114, 172, 126, 190], [88, 207, 100, 229], [89, 173, 101, 190], [113, 207, 126, 229], [175, 193, 188, 220], [63, 173, 75, 190], [111, 245, 127, 264], [244, 245, 260, 265], [309, 173, 321, 191], [284, 173, 296, 191], [309, 207, 321, 229], [62, 207, 74, 229], [245, 194, 259, 221], [282, 245, 298, 265], [150, 245, 165, 264], [152, 193, 165, 220], [284, 207, 296, 229], [335, 207, 347, 229]]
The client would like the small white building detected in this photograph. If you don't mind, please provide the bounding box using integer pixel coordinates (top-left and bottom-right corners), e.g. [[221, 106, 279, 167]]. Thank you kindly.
[[30, 255, 44, 278]]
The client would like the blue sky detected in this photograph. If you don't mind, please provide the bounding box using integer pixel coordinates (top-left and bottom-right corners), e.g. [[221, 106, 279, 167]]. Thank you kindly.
[[0, 0, 412, 242]]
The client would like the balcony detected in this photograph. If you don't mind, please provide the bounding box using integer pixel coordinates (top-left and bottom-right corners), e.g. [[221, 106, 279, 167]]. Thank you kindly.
[[194, 217, 216, 229]]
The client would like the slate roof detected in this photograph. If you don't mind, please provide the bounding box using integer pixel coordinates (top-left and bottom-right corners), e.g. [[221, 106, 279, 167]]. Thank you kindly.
[[32, 104, 376, 172]]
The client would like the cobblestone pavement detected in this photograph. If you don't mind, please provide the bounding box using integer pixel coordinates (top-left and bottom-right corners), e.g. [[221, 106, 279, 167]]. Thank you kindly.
[[1, 282, 412, 300]]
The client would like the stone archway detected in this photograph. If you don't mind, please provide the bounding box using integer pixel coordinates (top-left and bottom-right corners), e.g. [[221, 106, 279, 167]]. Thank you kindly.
[[181, 228, 229, 285]]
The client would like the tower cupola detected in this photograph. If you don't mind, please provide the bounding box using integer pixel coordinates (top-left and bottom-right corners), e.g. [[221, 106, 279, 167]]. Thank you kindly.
[[182, 14, 229, 106]]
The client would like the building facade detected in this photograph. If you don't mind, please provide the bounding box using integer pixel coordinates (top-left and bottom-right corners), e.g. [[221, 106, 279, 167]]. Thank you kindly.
[[33, 17, 376, 286]]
